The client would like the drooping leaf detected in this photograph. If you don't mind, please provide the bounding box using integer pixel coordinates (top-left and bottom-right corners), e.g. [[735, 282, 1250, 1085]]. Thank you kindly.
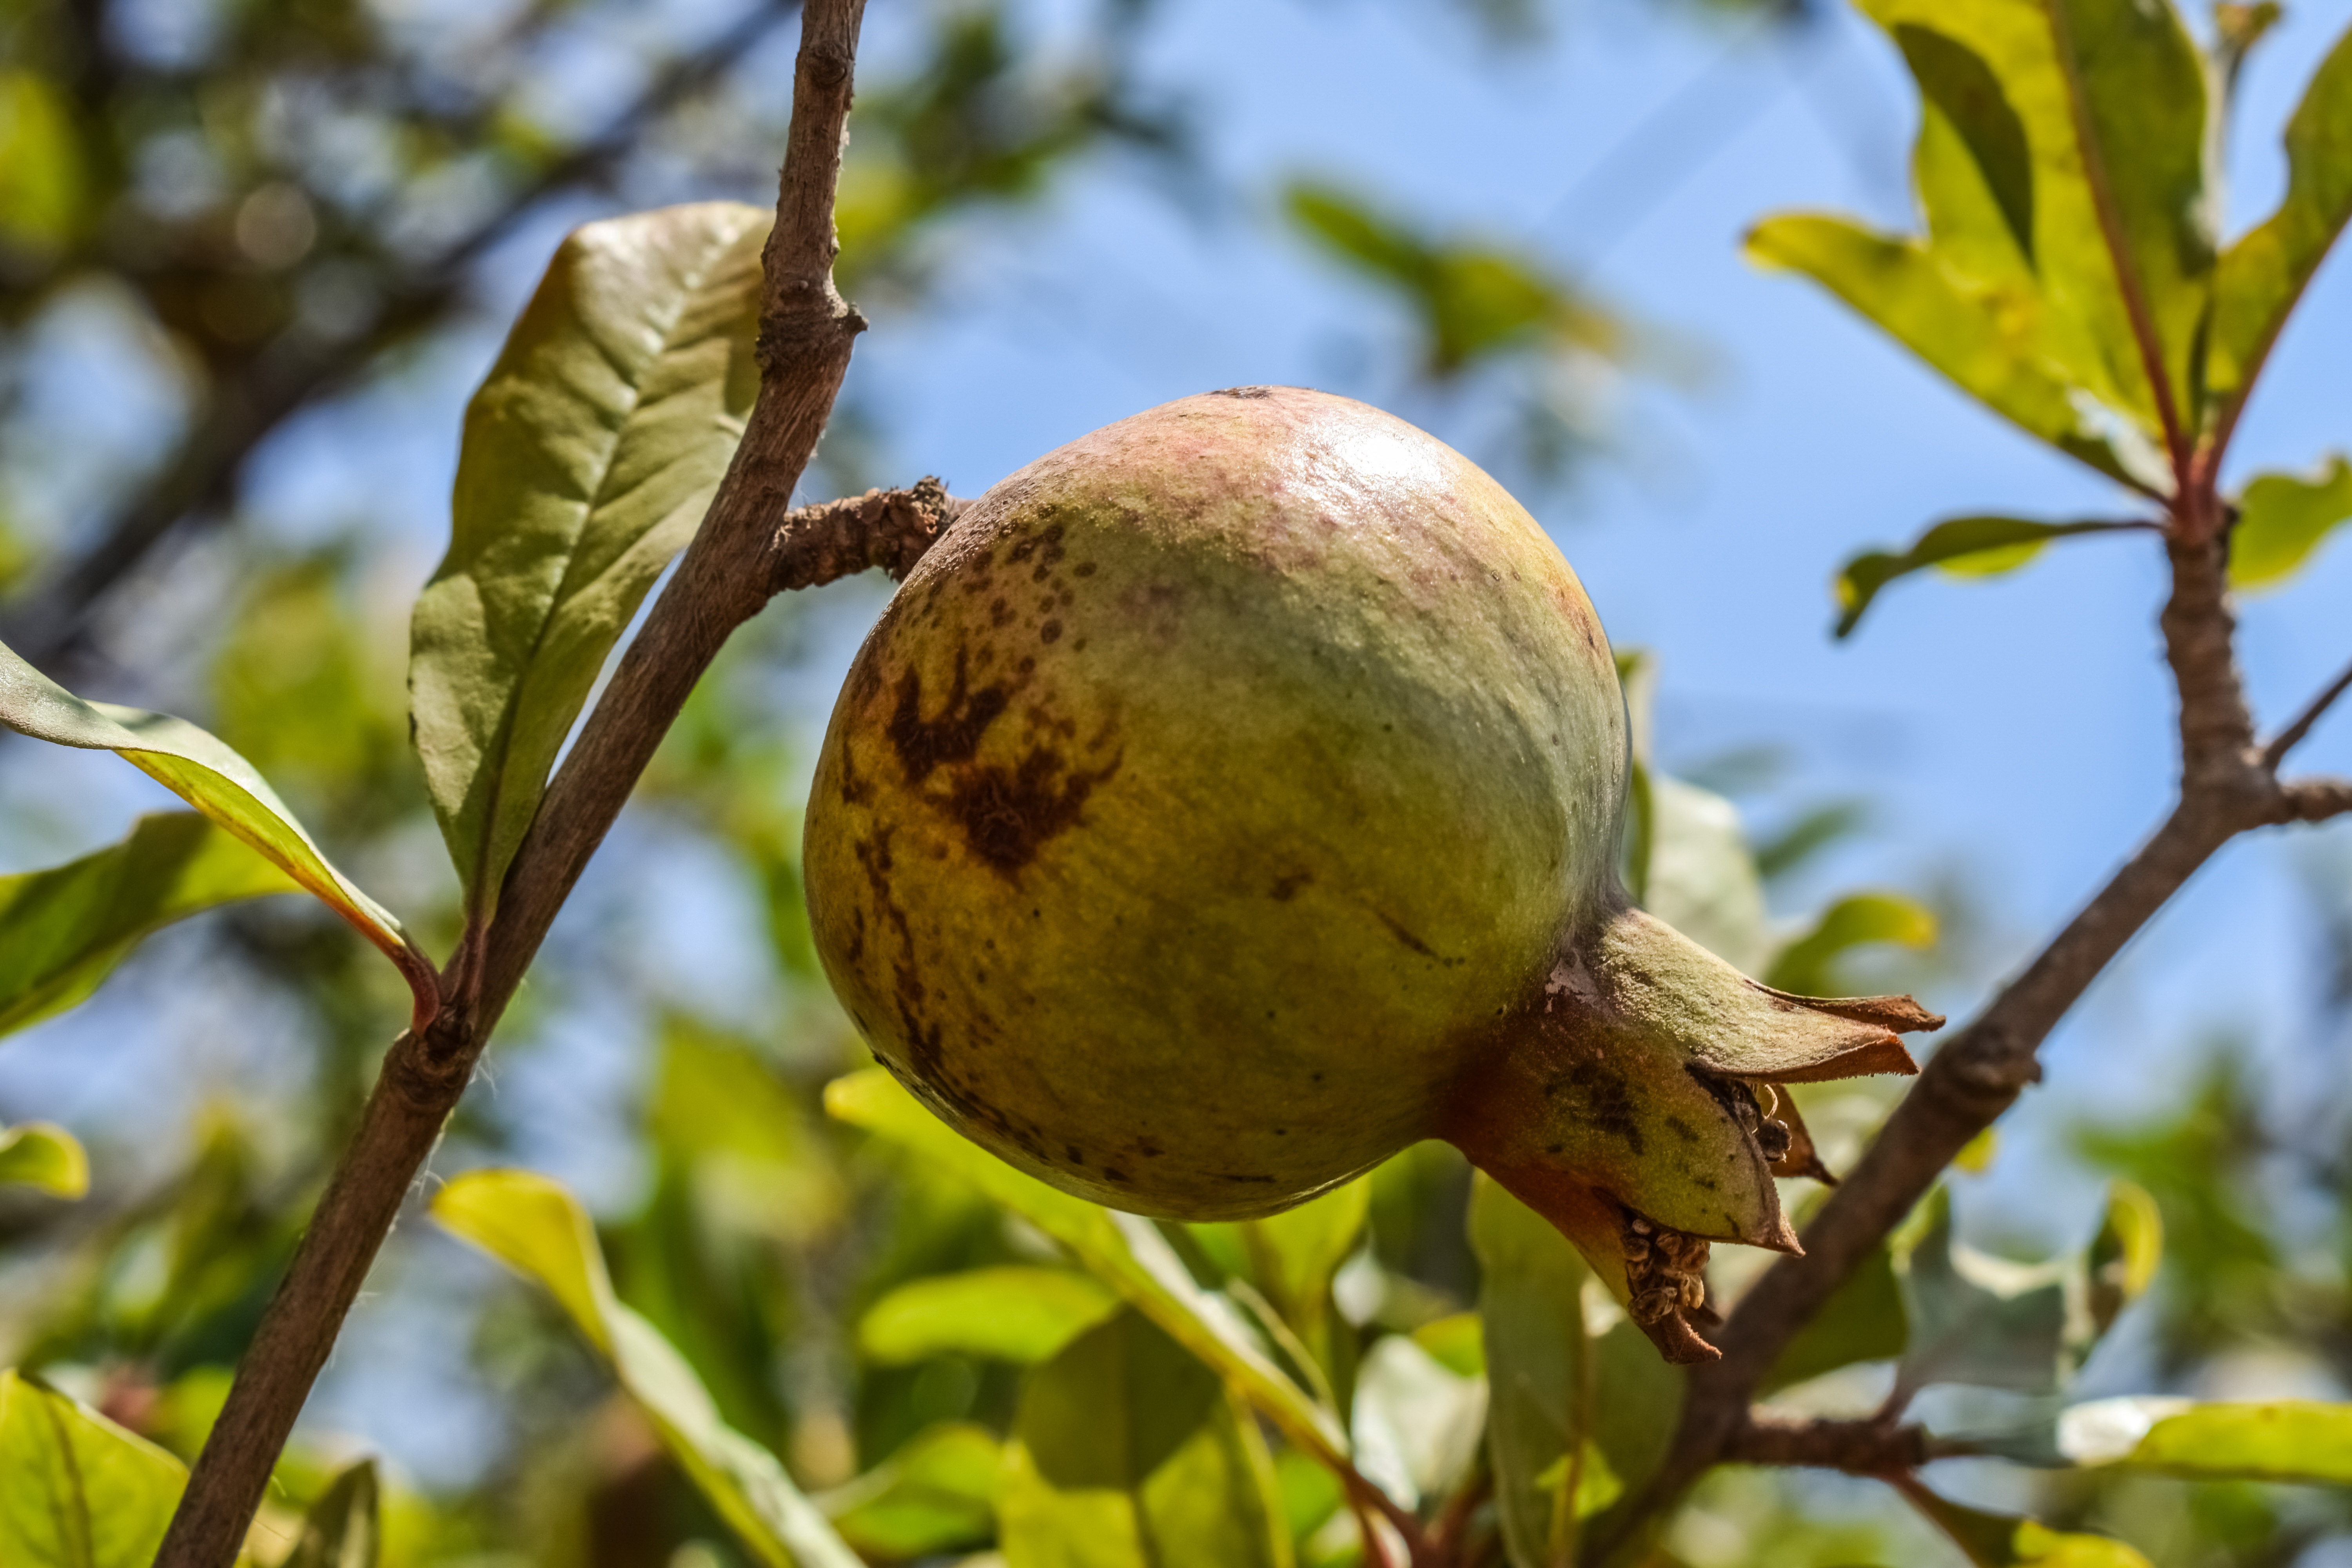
[[408, 200, 768, 919], [0, 1369, 186, 1567], [0, 1123, 88, 1198], [2050, 1397, 2352, 1484], [1469, 1174, 1680, 1568], [1766, 892, 1938, 999], [284, 1459, 381, 1568], [825, 1069, 1350, 1468], [821, 1421, 1001, 1560], [0, 646, 429, 1004], [0, 813, 298, 1036], [858, 1266, 1122, 1366], [1744, 216, 2141, 485], [1902, 1482, 2154, 1567], [2229, 456, 2352, 590], [999, 1308, 1291, 1568], [1760, 1241, 1907, 1396], [2209, 24, 2352, 413], [431, 1169, 861, 1568], [1472, 1171, 1589, 1568], [1832, 516, 2146, 638], [1348, 1334, 1485, 1512], [1751, 0, 2234, 485], [1895, 1183, 2156, 1398]]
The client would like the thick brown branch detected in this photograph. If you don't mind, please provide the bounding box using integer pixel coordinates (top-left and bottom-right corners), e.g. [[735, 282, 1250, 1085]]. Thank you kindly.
[[151, 5, 871, 1564], [1720, 1414, 1931, 1475], [2160, 529, 2261, 799], [2283, 777, 2352, 822], [771, 478, 967, 591]]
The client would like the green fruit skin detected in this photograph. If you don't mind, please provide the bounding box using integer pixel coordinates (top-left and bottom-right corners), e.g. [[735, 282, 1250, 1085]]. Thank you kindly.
[[804, 387, 1627, 1220]]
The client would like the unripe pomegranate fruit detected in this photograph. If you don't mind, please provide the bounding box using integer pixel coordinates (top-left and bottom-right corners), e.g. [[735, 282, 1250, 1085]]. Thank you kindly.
[[804, 387, 1938, 1362]]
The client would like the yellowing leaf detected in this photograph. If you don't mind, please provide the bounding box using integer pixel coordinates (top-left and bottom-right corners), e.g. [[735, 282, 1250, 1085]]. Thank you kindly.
[[1903, 1482, 2153, 1567], [1830, 515, 2145, 638], [432, 1169, 860, 1568], [858, 1267, 1122, 1366], [2121, 1401, 2352, 1484], [2230, 456, 2352, 590], [1766, 891, 1938, 999], [0, 1370, 187, 1567], [0, 646, 430, 1011], [0, 1124, 88, 1198], [820, 1422, 1000, 1561], [408, 201, 767, 919], [2210, 25, 2352, 412], [0, 71, 84, 253], [0, 813, 298, 1036]]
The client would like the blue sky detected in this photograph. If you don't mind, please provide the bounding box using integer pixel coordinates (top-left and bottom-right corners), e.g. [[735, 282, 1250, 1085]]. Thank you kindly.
[[5, 0, 2351, 1486]]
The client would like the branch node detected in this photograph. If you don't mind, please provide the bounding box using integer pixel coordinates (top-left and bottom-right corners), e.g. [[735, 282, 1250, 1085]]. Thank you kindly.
[[768, 478, 967, 594]]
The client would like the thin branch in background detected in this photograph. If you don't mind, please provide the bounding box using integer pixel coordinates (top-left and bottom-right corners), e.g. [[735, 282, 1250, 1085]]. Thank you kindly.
[[1534, 8, 1823, 269], [2265, 655, 2352, 767], [5, 0, 800, 671]]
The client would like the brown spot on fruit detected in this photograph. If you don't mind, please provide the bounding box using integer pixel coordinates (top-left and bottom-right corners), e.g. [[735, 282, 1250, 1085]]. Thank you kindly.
[[1271, 871, 1312, 901], [945, 745, 1122, 876], [887, 655, 1011, 784], [1040, 620, 1063, 644]]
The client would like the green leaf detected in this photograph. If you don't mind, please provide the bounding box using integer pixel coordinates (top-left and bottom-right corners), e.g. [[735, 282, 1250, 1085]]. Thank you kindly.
[[1902, 1483, 2154, 1567], [1238, 1180, 1370, 1327], [1760, 1242, 1907, 1396], [821, 1421, 1000, 1560], [1471, 1171, 1590, 1568], [408, 200, 768, 919], [431, 1169, 861, 1568], [1766, 892, 1938, 999], [2229, 456, 2352, 590], [1642, 773, 1769, 974], [825, 1069, 1350, 1468], [2052, 1397, 2352, 1484], [0, 813, 298, 1036], [284, 1459, 381, 1568], [1742, 218, 2141, 485], [0, 645, 428, 1002], [858, 1266, 1122, 1366], [1752, 0, 2227, 483], [999, 1308, 1291, 1568], [1349, 1334, 1485, 1511], [1283, 181, 1621, 376], [1469, 1174, 1679, 1568], [2042, 0, 2216, 426], [0, 1369, 187, 1567], [1832, 516, 2143, 637], [2209, 23, 2352, 414], [1895, 1184, 2154, 1398], [0, 1123, 88, 1198], [0, 70, 84, 254]]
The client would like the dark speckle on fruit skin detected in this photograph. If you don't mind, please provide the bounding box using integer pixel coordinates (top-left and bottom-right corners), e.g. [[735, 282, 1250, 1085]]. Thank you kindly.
[[886, 654, 1009, 785], [944, 744, 1122, 877]]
